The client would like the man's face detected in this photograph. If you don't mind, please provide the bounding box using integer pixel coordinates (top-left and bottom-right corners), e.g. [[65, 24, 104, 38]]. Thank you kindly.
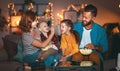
[[82, 12, 94, 27]]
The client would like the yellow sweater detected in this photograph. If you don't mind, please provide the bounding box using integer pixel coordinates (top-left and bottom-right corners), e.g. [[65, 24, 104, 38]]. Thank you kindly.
[[60, 33, 79, 56]]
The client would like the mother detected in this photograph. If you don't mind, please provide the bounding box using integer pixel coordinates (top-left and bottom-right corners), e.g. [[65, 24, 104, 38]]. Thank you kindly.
[[19, 10, 55, 67]]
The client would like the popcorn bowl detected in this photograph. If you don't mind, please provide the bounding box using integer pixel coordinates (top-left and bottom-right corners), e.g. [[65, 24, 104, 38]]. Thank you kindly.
[[80, 61, 93, 66], [79, 48, 92, 55]]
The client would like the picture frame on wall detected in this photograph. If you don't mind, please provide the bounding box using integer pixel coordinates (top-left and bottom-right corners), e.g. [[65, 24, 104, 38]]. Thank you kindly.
[[64, 11, 77, 23]]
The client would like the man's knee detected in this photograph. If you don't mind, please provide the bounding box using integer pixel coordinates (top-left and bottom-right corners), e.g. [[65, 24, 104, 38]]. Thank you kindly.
[[72, 52, 83, 62], [89, 53, 100, 65]]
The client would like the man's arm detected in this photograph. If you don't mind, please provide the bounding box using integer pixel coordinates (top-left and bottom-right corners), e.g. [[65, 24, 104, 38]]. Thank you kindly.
[[85, 43, 102, 52]]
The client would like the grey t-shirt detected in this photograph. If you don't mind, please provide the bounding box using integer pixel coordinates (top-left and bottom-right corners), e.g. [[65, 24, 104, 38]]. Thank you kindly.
[[22, 33, 40, 55]]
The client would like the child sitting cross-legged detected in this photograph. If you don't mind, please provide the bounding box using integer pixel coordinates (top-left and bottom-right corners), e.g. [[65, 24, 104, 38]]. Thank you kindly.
[[37, 19, 59, 61], [55, 19, 80, 64]]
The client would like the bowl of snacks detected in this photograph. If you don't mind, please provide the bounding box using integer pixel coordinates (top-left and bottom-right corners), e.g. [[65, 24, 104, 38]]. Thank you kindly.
[[79, 48, 92, 55], [80, 61, 93, 66]]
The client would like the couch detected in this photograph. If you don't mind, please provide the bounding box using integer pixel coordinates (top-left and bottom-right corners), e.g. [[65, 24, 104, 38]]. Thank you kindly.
[[103, 23, 120, 71], [0, 23, 119, 71], [0, 34, 45, 71], [0, 34, 24, 71]]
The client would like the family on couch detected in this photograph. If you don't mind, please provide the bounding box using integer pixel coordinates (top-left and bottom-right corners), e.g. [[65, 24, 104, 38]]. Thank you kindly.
[[18, 4, 108, 71], [2, 4, 120, 71]]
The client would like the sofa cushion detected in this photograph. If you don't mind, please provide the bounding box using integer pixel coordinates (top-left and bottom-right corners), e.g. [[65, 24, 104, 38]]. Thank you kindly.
[[2, 34, 21, 61], [104, 59, 116, 71], [0, 48, 8, 62], [2, 37, 18, 60]]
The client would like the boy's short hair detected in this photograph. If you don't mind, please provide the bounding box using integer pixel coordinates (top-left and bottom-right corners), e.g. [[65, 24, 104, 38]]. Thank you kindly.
[[37, 17, 48, 28]]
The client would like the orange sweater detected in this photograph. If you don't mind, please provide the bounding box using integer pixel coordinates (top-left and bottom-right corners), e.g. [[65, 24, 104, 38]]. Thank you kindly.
[[60, 33, 79, 56]]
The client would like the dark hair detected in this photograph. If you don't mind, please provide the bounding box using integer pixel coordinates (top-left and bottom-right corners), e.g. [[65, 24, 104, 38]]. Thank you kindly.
[[84, 4, 97, 17], [19, 10, 37, 32], [60, 19, 80, 44], [25, 10, 37, 21], [17, 9, 24, 16]]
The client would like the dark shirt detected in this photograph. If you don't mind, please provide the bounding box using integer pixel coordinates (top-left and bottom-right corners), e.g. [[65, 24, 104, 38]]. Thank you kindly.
[[40, 31, 59, 51]]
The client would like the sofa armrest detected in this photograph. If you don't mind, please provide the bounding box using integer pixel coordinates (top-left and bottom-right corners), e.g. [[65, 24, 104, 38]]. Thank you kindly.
[[104, 59, 117, 71]]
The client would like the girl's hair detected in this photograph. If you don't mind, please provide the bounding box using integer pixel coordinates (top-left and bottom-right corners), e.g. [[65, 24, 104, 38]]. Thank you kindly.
[[19, 10, 37, 32], [60, 19, 80, 44]]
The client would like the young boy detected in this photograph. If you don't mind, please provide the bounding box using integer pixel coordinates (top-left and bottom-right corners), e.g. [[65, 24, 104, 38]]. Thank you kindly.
[[37, 19, 59, 60]]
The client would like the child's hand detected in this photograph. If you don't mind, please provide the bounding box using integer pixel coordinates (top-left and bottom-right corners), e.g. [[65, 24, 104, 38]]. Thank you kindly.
[[59, 55, 67, 62], [48, 41, 54, 45]]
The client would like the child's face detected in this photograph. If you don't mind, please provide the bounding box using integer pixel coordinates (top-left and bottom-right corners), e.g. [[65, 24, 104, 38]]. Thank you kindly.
[[39, 22, 49, 33], [60, 23, 70, 34]]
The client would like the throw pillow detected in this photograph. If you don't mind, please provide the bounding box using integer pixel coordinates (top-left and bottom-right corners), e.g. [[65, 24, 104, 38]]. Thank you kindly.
[[13, 39, 24, 62], [2, 37, 17, 60]]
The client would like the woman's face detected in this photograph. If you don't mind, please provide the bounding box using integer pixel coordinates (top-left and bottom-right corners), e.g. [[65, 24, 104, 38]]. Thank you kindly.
[[31, 20, 38, 28], [60, 23, 70, 34], [38, 22, 49, 33]]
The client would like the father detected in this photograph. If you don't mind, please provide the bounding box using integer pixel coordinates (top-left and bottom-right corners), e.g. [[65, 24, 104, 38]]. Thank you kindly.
[[72, 4, 108, 65]]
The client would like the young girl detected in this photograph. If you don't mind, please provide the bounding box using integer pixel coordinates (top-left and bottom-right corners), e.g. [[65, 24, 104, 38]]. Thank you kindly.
[[59, 19, 80, 61], [37, 19, 59, 60]]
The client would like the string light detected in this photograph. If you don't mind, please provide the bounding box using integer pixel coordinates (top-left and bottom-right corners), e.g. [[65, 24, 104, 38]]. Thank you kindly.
[[27, 3, 34, 10], [8, 3, 14, 9]]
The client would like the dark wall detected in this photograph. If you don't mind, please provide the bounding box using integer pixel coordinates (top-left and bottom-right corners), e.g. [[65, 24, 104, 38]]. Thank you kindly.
[[0, 0, 120, 25]]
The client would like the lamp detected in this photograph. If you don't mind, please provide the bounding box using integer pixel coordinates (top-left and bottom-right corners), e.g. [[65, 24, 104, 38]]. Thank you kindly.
[[11, 16, 21, 27], [11, 16, 22, 34]]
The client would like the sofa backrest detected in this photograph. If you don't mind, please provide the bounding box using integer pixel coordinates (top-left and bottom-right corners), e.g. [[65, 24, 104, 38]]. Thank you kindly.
[[2, 34, 21, 61], [103, 23, 120, 60]]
